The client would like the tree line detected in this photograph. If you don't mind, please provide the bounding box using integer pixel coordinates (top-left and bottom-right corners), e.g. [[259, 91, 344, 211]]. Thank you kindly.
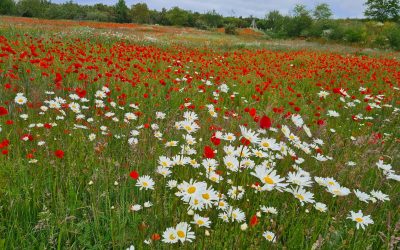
[[0, 0, 253, 28], [0, 0, 400, 49], [1, 0, 399, 27]]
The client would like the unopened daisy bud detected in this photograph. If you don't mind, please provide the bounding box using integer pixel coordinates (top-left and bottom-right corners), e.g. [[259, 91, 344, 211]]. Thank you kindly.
[[88, 180, 94, 185], [205, 230, 210, 236], [114, 181, 119, 186], [256, 211, 261, 217], [187, 209, 194, 215], [305, 209, 309, 213], [144, 201, 153, 208], [111, 206, 115, 210], [130, 204, 142, 211], [240, 223, 248, 231]]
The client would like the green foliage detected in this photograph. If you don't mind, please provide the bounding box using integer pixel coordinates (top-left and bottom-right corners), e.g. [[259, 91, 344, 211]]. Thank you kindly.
[[130, 3, 150, 24], [165, 7, 189, 26], [0, 0, 16, 15], [308, 19, 335, 37], [223, 17, 249, 29], [86, 10, 110, 22], [326, 24, 346, 40], [16, 0, 48, 18], [344, 26, 367, 43], [385, 25, 400, 49], [286, 5, 313, 37], [224, 23, 237, 35], [364, 0, 400, 21], [114, 0, 130, 23], [265, 10, 286, 32], [201, 10, 224, 28], [313, 3, 333, 20], [0, 0, 400, 51]]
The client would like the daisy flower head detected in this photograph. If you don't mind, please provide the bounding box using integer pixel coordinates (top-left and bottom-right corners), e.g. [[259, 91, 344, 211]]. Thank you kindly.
[[263, 231, 276, 242], [192, 214, 211, 228], [347, 210, 374, 230], [162, 227, 178, 244], [287, 186, 315, 205], [136, 175, 155, 190], [175, 222, 196, 243], [15, 93, 28, 105], [260, 206, 278, 214], [314, 202, 327, 212], [240, 125, 261, 144]]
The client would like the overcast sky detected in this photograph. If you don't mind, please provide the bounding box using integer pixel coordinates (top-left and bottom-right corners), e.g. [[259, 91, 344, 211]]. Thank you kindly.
[[50, 0, 366, 18]]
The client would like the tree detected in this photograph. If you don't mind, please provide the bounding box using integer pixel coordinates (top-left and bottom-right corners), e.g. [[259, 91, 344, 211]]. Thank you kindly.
[[166, 7, 189, 26], [0, 0, 16, 15], [202, 10, 223, 28], [292, 4, 310, 17], [265, 10, 285, 31], [130, 3, 150, 24], [285, 4, 313, 37], [313, 3, 333, 20], [114, 0, 130, 23], [17, 0, 49, 17], [364, 0, 400, 21]]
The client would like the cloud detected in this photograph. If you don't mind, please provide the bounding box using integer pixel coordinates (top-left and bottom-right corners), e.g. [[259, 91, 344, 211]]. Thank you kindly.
[[51, 0, 366, 18]]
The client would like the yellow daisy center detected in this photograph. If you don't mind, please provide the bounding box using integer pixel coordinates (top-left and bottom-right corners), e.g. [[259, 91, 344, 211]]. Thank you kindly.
[[187, 186, 196, 194], [177, 230, 185, 238], [202, 193, 210, 200], [263, 175, 275, 185]]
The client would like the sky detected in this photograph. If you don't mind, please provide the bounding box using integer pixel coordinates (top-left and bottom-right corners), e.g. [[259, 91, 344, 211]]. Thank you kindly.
[[50, 0, 366, 19]]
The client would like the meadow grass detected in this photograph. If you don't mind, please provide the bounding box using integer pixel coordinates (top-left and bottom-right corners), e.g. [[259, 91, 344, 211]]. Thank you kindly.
[[0, 20, 399, 249]]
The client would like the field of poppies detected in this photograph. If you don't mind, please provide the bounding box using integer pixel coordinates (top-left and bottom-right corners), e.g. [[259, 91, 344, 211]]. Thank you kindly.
[[0, 17, 399, 249]]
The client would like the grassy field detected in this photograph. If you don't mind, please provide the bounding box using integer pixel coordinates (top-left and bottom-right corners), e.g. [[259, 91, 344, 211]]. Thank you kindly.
[[0, 16, 399, 249]]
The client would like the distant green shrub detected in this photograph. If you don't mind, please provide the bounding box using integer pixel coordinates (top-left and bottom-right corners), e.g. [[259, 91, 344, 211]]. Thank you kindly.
[[385, 25, 400, 50], [344, 27, 366, 43], [327, 25, 345, 40], [224, 24, 237, 35], [373, 35, 389, 48]]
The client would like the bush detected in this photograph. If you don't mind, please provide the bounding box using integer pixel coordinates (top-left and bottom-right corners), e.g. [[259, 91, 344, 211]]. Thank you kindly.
[[327, 25, 345, 40], [308, 20, 336, 38], [224, 24, 237, 35], [86, 11, 110, 22], [194, 20, 209, 30], [385, 25, 400, 50], [343, 27, 366, 43]]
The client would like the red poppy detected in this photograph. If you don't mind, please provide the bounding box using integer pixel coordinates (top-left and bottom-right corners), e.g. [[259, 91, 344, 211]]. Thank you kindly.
[[151, 233, 161, 241], [240, 138, 251, 146], [129, 170, 139, 180], [55, 149, 64, 159], [211, 133, 221, 146], [259, 115, 272, 129], [0, 106, 8, 116], [203, 146, 215, 159], [250, 215, 258, 227]]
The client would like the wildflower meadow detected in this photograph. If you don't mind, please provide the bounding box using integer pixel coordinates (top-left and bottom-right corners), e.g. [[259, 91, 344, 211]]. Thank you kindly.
[[0, 17, 399, 249]]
